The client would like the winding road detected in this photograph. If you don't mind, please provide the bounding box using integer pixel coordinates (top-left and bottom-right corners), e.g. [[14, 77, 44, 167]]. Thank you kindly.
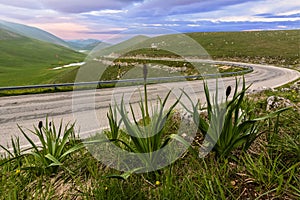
[[0, 60, 299, 150]]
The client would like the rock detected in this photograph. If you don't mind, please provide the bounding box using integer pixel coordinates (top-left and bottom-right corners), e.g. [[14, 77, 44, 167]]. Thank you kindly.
[[266, 96, 292, 111], [281, 88, 291, 92], [249, 86, 276, 94], [290, 81, 300, 92], [181, 111, 193, 122], [263, 87, 276, 92]]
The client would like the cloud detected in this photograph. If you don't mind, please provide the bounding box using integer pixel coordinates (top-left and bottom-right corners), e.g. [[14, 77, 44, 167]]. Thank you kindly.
[[0, 4, 58, 23], [256, 12, 300, 19], [84, 9, 128, 16], [0, 0, 299, 40], [276, 10, 300, 16], [39, 0, 143, 13], [0, 0, 42, 9], [164, 0, 300, 24], [127, 0, 261, 17], [80, 27, 128, 35]]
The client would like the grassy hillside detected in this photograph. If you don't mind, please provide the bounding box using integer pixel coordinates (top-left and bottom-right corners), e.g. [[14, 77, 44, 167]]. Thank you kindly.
[[0, 29, 85, 87], [0, 20, 71, 48], [2, 29, 298, 87], [66, 39, 110, 51], [0, 29, 22, 40], [103, 30, 299, 66], [55, 30, 299, 84], [93, 35, 150, 56], [187, 30, 300, 65]]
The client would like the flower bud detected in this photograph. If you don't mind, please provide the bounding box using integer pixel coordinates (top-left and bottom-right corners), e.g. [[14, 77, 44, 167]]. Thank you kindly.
[[226, 86, 232, 98], [38, 121, 43, 130], [143, 64, 148, 81]]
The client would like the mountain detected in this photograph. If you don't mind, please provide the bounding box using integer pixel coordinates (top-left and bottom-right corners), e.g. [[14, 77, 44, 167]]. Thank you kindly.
[[0, 20, 71, 48], [48, 30, 300, 84], [66, 39, 110, 51], [0, 28, 85, 87], [0, 28, 23, 40], [93, 35, 150, 57]]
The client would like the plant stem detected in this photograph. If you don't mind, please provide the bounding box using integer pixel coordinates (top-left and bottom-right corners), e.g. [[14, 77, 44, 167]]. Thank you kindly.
[[144, 82, 149, 119], [143, 64, 150, 119]]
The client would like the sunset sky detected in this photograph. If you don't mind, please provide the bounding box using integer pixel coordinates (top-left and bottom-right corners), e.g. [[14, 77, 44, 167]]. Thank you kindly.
[[0, 0, 299, 40]]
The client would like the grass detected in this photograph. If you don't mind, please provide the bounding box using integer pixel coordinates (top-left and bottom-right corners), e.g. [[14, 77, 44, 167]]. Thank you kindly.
[[1, 119, 84, 175], [1, 75, 299, 199], [0, 34, 85, 87], [0, 58, 250, 96], [0, 29, 298, 88], [91, 35, 149, 57], [183, 77, 289, 159], [187, 30, 300, 65], [1, 126, 299, 199], [1, 29, 297, 95], [0, 30, 299, 199], [51, 58, 250, 85], [8, 29, 291, 93], [118, 30, 299, 66]]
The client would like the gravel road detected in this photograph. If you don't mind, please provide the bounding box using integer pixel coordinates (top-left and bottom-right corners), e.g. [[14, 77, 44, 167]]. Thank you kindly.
[[0, 60, 299, 149]]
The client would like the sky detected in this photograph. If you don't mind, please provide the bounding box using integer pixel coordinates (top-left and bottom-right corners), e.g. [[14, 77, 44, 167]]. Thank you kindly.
[[0, 0, 299, 40]]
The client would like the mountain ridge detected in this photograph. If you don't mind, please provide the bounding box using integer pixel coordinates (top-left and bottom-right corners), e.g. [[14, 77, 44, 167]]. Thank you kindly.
[[0, 20, 71, 48], [66, 39, 108, 51]]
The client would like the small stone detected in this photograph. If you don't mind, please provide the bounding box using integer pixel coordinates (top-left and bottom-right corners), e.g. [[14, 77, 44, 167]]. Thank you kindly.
[[281, 88, 290, 92]]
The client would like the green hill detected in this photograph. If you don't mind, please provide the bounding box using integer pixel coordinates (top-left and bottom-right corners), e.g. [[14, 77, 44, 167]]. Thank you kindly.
[[0, 28, 297, 87], [116, 30, 299, 65], [66, 39, 111, 51], [30, 30, 300, 85], [0, 20, 71, 48], [93, 35, 150, 56], [0, 29, 85, 87], [186, 30, 300, 65], [0, 28, 23, 40]]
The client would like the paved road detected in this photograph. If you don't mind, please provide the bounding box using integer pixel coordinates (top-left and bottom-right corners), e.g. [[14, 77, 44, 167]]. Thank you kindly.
[[0, 60, 299, 149]]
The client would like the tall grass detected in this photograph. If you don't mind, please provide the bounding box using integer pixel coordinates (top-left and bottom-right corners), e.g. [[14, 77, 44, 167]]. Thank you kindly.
[[0, 75, 298, 199], [104, 90, 184, 173], [1, 119, 83, 174], [183, 77, 289, 159]]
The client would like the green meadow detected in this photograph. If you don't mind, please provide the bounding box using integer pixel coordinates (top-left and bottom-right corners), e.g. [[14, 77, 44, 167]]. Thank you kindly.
[[187, 30, 300, 65], [56, 30, 300, 85], [0, 29, 299, 88], [1, 77, 299, 199], [0, 30, 84, 87], [118, 30, 299, 66], [0, 28, 299, 199]]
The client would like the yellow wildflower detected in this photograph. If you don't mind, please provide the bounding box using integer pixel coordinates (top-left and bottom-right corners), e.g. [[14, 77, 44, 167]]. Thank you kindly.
[[155, 181, 161, 186]]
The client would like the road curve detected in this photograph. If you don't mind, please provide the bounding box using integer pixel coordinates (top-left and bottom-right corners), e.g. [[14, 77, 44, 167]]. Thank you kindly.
[[0, 60, 299, 149]]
